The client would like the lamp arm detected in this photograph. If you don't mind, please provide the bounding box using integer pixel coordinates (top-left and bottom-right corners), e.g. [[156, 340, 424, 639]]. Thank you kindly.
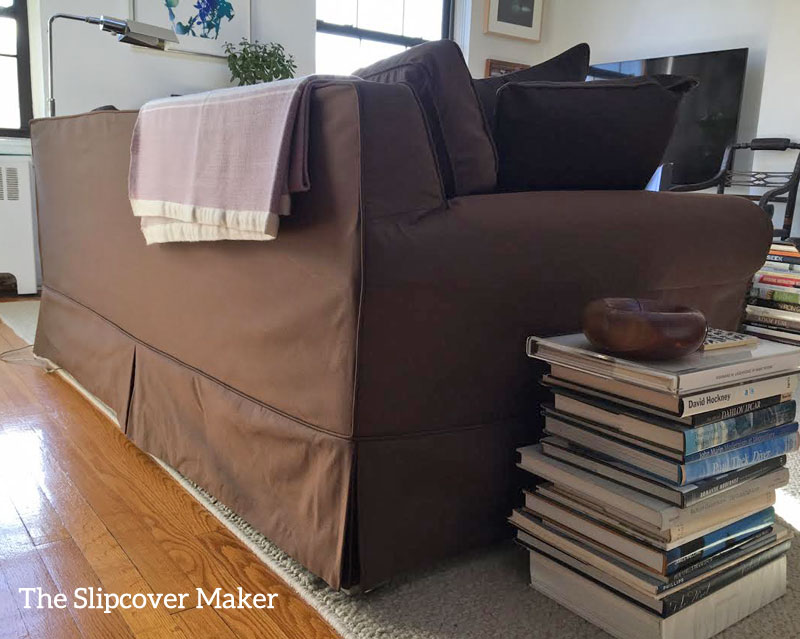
[[47, 14, 103, 117]]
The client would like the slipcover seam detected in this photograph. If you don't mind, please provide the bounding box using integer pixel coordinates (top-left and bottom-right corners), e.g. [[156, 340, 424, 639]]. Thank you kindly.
[[42, 285, 527, 442], [42, 285, 350, 440]]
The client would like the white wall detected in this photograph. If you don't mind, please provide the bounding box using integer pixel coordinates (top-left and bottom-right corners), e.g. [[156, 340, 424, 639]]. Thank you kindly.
[[459, 0, 776, 149], [29, 0, 315, 117], [753, 0, 800, 234]]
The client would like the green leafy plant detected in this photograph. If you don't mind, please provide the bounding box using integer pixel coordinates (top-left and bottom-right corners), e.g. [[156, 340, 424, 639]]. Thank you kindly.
[[223, 38, 297, 86]]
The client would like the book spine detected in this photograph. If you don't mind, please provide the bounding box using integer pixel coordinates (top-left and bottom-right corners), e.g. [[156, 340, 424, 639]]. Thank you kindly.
[[684, 421, 797, 462], [744, 325, 800, 346], [746, 310, 800, 332], [761, 262, 799, 273], [681, 456, 787, 506], [680, 375, 798, 418], [689, 395, 784, 426], [658, 529, 775, 592], [665, 508, 775, 574], [748, 298, 800, 314], [750, 283, 800, 304], [684, 401, 796, 455], [681, 429, 798, 484], [754, 272, 800, 288], [766, 253, 800, 264], [661, 541, 790, 617], [748, 321, 800, 336]]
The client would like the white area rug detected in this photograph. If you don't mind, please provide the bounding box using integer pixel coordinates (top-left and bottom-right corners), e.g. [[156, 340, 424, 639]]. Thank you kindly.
[[1, 300, 799, 638], [0, 300, 38, 345]]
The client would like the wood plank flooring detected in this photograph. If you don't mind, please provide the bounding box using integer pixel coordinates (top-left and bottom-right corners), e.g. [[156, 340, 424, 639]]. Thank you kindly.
[[0, 319, 340, 639]]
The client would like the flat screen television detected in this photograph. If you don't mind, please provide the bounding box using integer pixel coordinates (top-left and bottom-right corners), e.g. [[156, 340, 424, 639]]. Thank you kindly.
[[588, 48, 748, 186]]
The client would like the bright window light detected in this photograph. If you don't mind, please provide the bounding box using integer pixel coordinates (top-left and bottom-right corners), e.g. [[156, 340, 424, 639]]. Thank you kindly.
[[317, 0, 357, 27], [358, 0, 403, 34], [403, 0, 443, 40], [316, 0, 445, 75], [0, 55, 20, 129], [775, 486, 800, 532], [0, 16, 15, 55], [315, 32, 405, 76]]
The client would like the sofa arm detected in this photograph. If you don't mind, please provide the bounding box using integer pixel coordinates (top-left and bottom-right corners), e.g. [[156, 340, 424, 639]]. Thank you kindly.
[[354, 190, 772, 438], [353, 81, 446, 219]]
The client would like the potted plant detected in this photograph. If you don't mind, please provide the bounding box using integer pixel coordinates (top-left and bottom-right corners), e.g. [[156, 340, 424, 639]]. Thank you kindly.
[[223, 38, 297, 85]]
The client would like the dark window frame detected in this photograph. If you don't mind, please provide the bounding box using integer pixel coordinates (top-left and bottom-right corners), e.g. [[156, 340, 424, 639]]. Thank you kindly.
[[316, 0, 454, 50], [0, 0, 33, 138]]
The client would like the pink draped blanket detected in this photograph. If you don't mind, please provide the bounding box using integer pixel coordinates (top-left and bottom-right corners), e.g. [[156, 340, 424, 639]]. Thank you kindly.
[[129, 76, 348, 244]]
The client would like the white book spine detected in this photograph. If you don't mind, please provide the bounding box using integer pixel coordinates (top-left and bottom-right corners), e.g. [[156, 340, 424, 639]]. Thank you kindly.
[[517, 453, 669, 529], [681, 375, 798, 416], [529, 552, 787, 639], [680, 355, 800, 393]]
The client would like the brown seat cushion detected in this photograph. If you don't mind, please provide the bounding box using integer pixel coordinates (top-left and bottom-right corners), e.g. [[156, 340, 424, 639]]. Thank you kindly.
[[495, 75, 697, 192], [354, 40, 497, 198], [473, 43, 590, 126]]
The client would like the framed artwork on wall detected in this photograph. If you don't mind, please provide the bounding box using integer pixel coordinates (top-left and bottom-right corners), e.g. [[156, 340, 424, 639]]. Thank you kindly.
[[484, 0, 543, 42], [484, 58, 528, 78], [132, 0, 251, 57]]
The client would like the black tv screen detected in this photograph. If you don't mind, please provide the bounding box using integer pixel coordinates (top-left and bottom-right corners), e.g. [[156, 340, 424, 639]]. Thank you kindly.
[[588, 48, 748, 185]]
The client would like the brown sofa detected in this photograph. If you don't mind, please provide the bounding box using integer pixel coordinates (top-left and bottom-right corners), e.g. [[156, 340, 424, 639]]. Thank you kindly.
[[30, 80, 771, 590]]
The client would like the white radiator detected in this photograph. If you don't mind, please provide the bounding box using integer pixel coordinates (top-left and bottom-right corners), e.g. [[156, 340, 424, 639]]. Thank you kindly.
[[0, 156, 39, 295]]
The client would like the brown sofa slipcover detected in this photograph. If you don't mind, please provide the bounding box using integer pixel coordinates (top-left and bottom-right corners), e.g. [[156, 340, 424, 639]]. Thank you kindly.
[[355, 39, 497, 198], [30, 80, 771, 590]]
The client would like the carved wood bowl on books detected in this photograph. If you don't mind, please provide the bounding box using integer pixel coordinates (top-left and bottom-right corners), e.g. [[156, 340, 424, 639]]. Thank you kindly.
[[582, 298, 707, 361]]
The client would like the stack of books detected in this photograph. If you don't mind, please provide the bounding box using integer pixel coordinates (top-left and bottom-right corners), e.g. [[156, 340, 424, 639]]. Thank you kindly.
[[745, 241, 800, 344], [514, 332, 800, 639]]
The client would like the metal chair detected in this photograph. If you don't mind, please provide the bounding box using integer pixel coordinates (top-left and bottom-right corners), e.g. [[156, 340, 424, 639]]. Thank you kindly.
[[669, 138, 800, 240]]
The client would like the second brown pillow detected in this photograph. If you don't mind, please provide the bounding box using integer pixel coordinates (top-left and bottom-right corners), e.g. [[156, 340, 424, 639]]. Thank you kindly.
[[495, 75, 697, 192]]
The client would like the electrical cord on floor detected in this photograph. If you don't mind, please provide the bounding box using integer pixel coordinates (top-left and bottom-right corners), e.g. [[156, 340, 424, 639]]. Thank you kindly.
[[0, 344, 62, 373]]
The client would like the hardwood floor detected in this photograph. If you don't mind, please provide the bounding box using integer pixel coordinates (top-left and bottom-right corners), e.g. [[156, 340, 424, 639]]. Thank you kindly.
[[0, 320, 340, 639]]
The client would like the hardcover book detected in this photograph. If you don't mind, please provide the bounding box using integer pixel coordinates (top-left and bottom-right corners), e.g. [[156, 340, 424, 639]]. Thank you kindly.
[[540, 436, 789, 507], [517, 445, 776, 531], [517, 529, 790, 616], [522, 494, 775, 577], [529, 549, 788, 636], [513, 516, 789, 598], [547, 365, 798, 417], [745, 324, 800, 345], [545, 376, 789, 426], [527, 333, 800, 394], [750, 282, 800, 304], [543, 411, 799, 484], [551, 387, 796, 455], [746, 304, 800, 331]]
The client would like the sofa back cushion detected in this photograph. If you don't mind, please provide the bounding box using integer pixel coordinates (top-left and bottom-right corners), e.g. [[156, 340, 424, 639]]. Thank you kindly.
[[495, 75, 697, 192], [354, 40, 497, 198], [473, 43, 590, 126]]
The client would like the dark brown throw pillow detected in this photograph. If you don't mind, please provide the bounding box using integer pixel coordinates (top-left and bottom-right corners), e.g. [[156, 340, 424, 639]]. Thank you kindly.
[[473, 43, 590, 126], [495, 75, 698, 192], [354, 40, 497, 198]]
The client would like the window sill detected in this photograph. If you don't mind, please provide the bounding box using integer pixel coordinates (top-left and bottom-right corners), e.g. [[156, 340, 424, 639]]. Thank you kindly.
[[0, 138, 31, 156]]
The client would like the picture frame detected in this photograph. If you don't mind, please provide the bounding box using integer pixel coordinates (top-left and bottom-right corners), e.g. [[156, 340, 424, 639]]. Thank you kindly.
[[132, 0, 251, 58], [484, 0, 543, 42], [484, 58, 529, 78]]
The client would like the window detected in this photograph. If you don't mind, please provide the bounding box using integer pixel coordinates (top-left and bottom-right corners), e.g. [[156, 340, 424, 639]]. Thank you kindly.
[[0, 0, 31, 137], [316, 0, 453, 75]]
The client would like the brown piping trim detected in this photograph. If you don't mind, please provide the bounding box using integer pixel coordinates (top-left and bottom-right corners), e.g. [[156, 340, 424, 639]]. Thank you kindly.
[[349, 82, 365, 441], [43, 284, 348, 439], [42, 267, 754, 443], [41, 285, 532, 441]]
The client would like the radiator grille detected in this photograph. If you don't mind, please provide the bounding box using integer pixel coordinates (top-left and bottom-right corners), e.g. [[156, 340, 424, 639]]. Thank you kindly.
[[0, 166, 22, 201], [5, 167, 19, 201]]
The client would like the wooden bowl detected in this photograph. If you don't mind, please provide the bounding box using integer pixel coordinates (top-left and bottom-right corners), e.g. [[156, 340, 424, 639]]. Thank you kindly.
[[582, 298, 707, 360]]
